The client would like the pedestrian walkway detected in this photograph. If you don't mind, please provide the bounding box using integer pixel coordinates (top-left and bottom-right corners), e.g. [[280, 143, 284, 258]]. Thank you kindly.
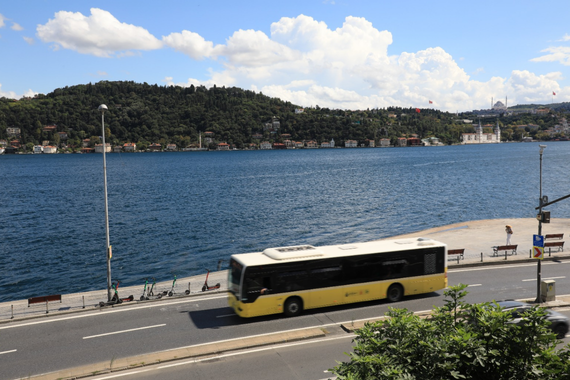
[[1, 218, 570, 322]]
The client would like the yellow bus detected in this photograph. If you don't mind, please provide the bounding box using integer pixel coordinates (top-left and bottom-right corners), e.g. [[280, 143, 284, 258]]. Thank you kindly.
[[227, 238, 447, 318]]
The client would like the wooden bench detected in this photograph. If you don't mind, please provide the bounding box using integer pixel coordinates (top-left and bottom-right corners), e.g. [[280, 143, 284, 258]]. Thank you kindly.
[[448, 249, 465, 260], [492, 245, 518, 257], [545, 233, 564, 240], [545, 241, 564, 252], [28, 294, 62, 307]]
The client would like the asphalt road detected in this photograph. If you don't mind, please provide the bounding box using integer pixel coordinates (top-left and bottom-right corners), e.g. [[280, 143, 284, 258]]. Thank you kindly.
[[2, 260, 570, 380]]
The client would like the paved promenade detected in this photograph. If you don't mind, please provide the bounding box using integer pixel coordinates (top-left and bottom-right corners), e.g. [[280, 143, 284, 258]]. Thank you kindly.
[[3, 218, 570, 380]]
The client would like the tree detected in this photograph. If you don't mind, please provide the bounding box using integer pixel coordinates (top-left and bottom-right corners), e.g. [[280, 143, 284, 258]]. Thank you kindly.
[[332, 284, 570, 379]]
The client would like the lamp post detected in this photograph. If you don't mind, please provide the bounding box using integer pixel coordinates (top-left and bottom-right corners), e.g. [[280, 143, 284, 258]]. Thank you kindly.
[[98, 104, 112, 302], [536, 144, 546, 303]]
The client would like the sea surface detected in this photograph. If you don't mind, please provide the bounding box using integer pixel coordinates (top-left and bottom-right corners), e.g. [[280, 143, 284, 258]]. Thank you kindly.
[[1, 142, 570, 302]]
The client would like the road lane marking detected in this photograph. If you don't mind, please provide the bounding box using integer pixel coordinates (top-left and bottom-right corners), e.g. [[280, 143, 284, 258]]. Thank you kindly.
[[0, 349, 17, 355], [522, 276, 566, 282], [83, 324, 166, 339], [449, 260, 570, 273], [216, 314, 235, 318], [467, 284, 482, 287], [0, 294, 227, 330]]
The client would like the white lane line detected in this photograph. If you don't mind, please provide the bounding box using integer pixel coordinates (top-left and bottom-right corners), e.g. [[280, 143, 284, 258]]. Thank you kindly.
[[216, 314, 235, 318], [83, 324, 166, 340], [158, 334, 354, 369], [522, 276, 566, 282], [449, 260, 570, 273], [467, 284, 482, 287], [0, 349, 17, 355], [0, 294, 227, 330]]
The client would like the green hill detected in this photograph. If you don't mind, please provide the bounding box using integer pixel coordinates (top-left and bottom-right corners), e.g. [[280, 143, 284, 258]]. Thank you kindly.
[[0, 81, 566, 150]]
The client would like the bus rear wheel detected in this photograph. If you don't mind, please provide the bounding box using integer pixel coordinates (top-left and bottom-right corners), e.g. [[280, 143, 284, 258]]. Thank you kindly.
[[387, 284, 404, 302], [284, 297, 303, 317]]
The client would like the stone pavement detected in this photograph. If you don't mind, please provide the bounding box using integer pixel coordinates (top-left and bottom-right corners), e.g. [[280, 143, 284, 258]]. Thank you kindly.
[[3, 218, 570, 379]]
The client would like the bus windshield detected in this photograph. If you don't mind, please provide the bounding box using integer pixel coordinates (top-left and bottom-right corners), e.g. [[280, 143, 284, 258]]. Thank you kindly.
[[228, 258, 243, 299]]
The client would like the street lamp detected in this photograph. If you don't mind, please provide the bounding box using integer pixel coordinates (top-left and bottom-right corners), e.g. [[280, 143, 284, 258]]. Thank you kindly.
[[535, 144, 546, 303], [98, 104, 112, 302]]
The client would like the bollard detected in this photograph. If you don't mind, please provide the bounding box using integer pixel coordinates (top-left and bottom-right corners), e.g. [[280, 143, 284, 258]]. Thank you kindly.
[[529, 249, 531, 259], [188, 282, 191, 293], [11, 305, 14, 319], [504, 250, 507, 260], [456, 255, 460, 264], [82, 295, 85, 309], [45, 300, 49, 314], [481, 252, 483, 262], [217, 259, 223, 271]]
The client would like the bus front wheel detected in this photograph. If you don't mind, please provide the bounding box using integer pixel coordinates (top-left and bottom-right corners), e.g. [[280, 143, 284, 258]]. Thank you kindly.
[[387, 284, 404, 302], [284, 297, 303, 317]]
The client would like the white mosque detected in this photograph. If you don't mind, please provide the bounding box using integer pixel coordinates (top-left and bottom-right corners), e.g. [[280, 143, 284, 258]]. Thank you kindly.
[[461, 120, 501, 144]]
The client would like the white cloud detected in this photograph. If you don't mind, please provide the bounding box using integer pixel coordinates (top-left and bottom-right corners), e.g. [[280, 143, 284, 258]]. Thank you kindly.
[[23, 36, 34, 45], [36, 8, 163, 57], [0, 13, 5, 28], [0, 83, 37, 99], [531, 46, 570, 66], [162, 30, 216, 60], [34, 12, 558, 111], [11, 22, 23, 31]]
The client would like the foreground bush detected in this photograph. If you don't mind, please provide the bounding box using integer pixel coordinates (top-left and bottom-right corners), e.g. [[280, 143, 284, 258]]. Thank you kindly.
[[332, 284, 570, 380]]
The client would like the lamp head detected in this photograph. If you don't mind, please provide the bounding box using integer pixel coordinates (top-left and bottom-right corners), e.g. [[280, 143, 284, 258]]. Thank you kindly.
[[539, 144, 546, 154], [98, 104, 108, 113]]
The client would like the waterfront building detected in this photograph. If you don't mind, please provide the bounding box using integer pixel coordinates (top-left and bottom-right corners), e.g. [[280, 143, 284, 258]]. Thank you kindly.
[[345, 140, 357, 148], [397, 137, 407, 147], [294, 141, 304, 149], [0, 140, 7, 147], [94, 143, 111, 153], [43, 146, 57, 154], [148, 143, 161, 151], [260, 141, 272, 150], [33, 145, 44, 154], [461, 120, 501, 144], [367, 139, 375, 148], [113, 146, 122, 153], [166, 144, 178, 151], [305, 140, 318, 148], [379, 138, 390, 147], [82, 139, 90, 147], [217, 143, 230, 151], [123, 143, 136, 152]]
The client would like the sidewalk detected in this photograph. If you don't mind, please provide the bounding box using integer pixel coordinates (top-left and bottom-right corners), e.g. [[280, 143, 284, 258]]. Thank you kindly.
[[2, 218, 570, 322]]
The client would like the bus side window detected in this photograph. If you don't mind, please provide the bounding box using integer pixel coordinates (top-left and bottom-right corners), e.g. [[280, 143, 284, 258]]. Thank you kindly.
[[244, 275, 272, 302]]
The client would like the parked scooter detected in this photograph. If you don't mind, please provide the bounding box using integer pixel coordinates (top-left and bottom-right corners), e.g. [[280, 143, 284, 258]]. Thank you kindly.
[[99, 280, 134, 307], [140, 277, 156, 301], [158, 274, 178, 298], [202, 270, 221, 292]]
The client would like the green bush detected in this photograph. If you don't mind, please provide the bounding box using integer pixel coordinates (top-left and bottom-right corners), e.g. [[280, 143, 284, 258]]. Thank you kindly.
[[332, 284, 570, 380]]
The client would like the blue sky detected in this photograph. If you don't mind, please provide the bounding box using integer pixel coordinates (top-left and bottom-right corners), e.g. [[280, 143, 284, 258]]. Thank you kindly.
[[1, 0, 569, 112]]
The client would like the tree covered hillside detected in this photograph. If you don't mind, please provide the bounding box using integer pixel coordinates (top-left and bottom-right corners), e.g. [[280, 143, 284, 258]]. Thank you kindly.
[[0, 81, 566, 151]]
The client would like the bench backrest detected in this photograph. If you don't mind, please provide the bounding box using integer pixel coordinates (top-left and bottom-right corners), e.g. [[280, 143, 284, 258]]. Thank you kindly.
[[496, 245, 517, 250], [545, 234, 563, 239], [448, 249, 464, 254]]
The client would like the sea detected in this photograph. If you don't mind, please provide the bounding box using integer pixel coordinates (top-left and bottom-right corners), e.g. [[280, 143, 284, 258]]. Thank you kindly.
[[1, 142, 570, 302]]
